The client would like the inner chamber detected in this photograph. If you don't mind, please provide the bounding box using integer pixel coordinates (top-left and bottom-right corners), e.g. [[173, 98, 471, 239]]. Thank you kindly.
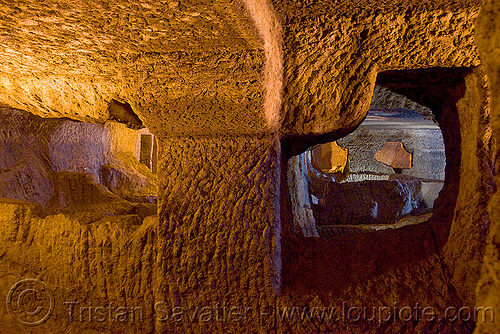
[[287, 79, 447, 237], [0, 106, 158, 217]]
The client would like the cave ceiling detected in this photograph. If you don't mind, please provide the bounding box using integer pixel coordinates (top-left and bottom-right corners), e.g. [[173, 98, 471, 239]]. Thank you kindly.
[[0, 0, 483, 138]]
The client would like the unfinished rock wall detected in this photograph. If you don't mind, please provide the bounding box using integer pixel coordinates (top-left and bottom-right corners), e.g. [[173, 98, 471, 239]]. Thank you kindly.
[[338, 119, 446, 182], [0, 199, 159, 334], [278, 0, 481, 152], [0, 1, 497, 333], [287, 153, 318, 237], [0, 107, 157, 213], [49, 118, 111, 183], [473, 1, 500, 333], [441, 67, 493, 311], [370, 85, 436, 120], [0, 1, 272, 138], [312, 177, 423, 226], [155, 135, 282, 333], [0, 108, 59, 207], [280, 66, 493, 334]]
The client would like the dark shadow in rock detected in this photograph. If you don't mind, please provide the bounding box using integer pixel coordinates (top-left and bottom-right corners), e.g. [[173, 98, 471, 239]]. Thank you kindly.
[[108, 99, 143, 129], [281, 67, 466, 296]]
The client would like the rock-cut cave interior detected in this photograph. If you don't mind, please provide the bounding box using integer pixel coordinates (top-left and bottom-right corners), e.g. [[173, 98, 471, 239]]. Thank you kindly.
[[0, 1, 500, 334]]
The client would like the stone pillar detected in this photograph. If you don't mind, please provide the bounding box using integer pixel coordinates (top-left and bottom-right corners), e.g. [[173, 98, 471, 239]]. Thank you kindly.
[[442, 66, 493, 310], [155, 135, 282, 332], [286, 152, 318, 237], [474, 1, 500, 333]]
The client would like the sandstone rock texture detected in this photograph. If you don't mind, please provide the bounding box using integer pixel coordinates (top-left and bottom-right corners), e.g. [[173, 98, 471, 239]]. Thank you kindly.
[[281, 66, 494, 334], [286, 153, 318, 237], [278, 0, 481, 150], [312, 177, 423, 226], [370, 85, 436, 121], [473, 1, 500, 333], [375, 141, 413, 169], [0, 0, 273, 137], [310, 141, 348, 175], [0, 107, 157, 213], [155, 135, 282, 333], [0, 0, 497, 334], [338, 112, 446, 182], [0, 199, 160, 334]]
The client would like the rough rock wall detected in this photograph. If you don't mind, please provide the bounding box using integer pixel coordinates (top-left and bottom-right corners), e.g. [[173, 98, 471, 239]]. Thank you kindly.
[[280, 67, 493, 333], [0, 1, 482, 142], [0, 126, 283, 333], [0, 1, 496, 333], [312, 177, 423, 226], [474, 1, 500, 333], [0, 107, 157, 211], [277, 0, 481, 145], [443, 67, 493, 310], [370, 85, 436, 120], [337, 123, 446, 181], [0, 108, 58, 206], [280, 200, 466, 333], [0, 1, 272, 137], [49, 119, 111, 183], [155, 135, 282, 333], [286, 153, 318, 237], [0, 199, 160, 334]]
